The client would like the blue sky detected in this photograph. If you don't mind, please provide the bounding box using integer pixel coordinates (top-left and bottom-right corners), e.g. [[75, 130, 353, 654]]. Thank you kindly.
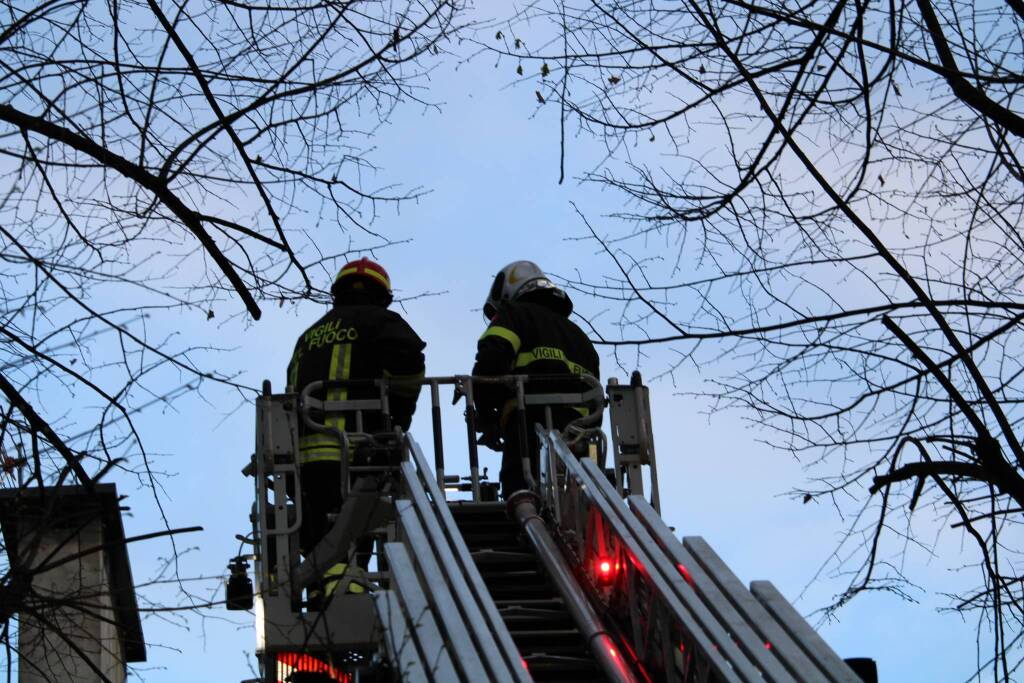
[[102, 23, 991, 683]]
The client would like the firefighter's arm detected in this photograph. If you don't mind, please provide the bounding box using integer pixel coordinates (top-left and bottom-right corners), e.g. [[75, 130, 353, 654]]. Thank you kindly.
[[472, 311, 519, 417], [377, 313, 426, 430]]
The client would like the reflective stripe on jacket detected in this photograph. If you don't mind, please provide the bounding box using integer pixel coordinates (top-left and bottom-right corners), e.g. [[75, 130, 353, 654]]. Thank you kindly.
[[473, 300, 599, 425], [287, 302, 425, 463]]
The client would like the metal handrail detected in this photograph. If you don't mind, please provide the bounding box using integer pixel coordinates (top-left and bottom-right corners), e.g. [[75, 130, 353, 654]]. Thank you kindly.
[[540, 429, 749, 682], [626, 498, 861, 682], [247, 377, 606, 681], [248, 375, 857, 683], [538, 430, 859, 682], [299, 374, 605, 501]]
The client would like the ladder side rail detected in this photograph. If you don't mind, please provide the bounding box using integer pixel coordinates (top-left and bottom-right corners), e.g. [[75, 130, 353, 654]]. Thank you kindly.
[[253, 396, 274, 665], [399, 462, 527, 683], [395, 500, 495, 682], [629, 498, 828, 683], [255, 397, 303, 633], [541, 418, 562, 526], [581, 454, 786, 683], [374, 588, 431, 683], [405, 437, 532, 683], [573, 453, 763, 682], [253, 397, 272, 598], [461, 377, 484, 500], [381, 542, 461, 682], [748, 581, 863, 683], [544, 432, 749, 683]]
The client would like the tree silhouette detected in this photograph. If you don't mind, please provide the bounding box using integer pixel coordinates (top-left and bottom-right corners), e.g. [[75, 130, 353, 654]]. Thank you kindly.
[[0, 0, 460, 677], [500, 0, 1023, 677]]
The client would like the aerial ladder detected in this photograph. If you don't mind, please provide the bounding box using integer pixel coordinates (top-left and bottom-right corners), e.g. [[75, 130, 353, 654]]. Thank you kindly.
[[228, 373, 876, 683]]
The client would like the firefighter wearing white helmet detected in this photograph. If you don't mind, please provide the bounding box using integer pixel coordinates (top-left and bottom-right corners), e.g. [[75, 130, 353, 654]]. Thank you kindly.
[[481, 260, 573, 320], [473, 260, 599, 496]]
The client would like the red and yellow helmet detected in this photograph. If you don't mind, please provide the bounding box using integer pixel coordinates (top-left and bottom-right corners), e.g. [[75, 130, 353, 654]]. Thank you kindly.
[[332, 257, 393, 305]]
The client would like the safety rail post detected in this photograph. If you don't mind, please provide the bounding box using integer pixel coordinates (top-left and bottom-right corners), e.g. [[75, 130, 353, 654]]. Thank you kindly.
[[512, 376, 536, 492], [459, 377, 483, 501], [541, 424, 562, 526], [429, 379, 445, 494]]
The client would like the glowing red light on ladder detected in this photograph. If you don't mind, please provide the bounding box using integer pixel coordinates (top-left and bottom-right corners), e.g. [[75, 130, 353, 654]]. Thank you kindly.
[[596, 557, 616, 585], [615, 636, 653, 683], [676, 563, 696, 588], [276, 652, 351, 682]]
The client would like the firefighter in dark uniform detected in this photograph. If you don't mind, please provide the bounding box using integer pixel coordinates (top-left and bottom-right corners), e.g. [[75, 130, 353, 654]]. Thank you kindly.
[[472, 261, 599, 497], [287, 257, 425, 593]]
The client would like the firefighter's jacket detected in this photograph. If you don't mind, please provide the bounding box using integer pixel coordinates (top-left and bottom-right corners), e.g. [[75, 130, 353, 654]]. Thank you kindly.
[[472, 300, 599, 428], [287, 301, 425, 463]]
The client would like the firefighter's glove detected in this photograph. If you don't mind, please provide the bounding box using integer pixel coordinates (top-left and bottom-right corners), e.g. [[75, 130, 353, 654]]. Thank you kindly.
[[476, 409, 503, 450], [476, 425, 503, 451]]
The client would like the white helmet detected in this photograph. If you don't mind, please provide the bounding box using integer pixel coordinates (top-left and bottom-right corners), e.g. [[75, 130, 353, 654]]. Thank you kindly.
[[483, 260, 573, 319]]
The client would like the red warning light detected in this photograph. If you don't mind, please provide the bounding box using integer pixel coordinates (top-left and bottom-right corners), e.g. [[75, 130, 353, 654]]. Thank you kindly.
[[595, 557, 616, 584], [276, 652, 351, 682], [677, 563, 696, 587], [764, 641, 773, 650]]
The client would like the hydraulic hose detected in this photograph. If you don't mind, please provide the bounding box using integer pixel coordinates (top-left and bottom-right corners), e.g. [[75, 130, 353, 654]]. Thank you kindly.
[[508, 491, 640, 683]]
